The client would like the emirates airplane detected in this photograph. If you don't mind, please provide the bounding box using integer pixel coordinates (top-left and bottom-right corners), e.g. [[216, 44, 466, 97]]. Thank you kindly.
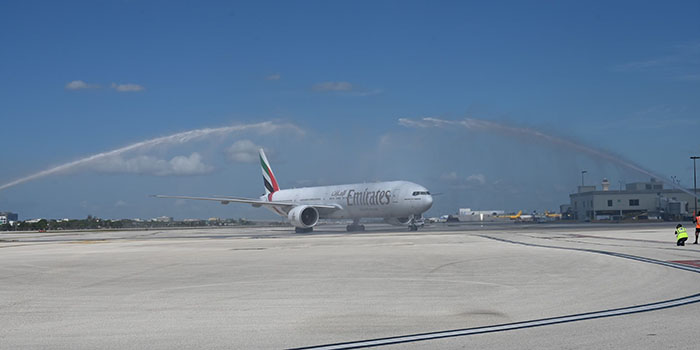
[[155, 149, 433, 233]]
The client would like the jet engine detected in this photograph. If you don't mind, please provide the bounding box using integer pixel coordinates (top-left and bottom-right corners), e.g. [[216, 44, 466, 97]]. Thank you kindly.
[[383, 217, 412, 226], [288, 205, 319, 228]]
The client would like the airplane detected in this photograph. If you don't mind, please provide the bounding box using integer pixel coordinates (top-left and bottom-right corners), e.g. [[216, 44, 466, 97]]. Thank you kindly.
[[496, 210, 522, 220], [544, 211, 562, 219], [154, 149, 433, 233], [518, 213, 535, 222]]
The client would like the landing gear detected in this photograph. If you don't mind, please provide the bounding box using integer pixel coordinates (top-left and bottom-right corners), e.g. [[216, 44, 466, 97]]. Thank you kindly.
[[346, 224, 365, 232], [407, 215, 424, 232], [295, 227, 313, 233], [346, 219, 365, 232]]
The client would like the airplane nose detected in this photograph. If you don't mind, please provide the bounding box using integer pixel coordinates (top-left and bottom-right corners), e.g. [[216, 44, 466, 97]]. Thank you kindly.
[[424, 194, 433, 210]]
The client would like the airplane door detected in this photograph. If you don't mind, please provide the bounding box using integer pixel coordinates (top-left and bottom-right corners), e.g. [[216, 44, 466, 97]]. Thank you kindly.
[[391, 188, 399, 204]]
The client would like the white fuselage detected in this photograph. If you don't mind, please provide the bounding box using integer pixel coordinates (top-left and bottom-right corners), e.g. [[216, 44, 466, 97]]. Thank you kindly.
[[261, 180, 433, 220]]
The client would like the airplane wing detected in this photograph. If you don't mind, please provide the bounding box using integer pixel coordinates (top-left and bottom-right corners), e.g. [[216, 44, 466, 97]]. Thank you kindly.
[[152, 195, 340, 210]]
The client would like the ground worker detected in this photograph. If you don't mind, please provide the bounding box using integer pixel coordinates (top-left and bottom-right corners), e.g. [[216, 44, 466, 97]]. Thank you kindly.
[[675, 224, 689, 246], [694, 211, 700, 244]]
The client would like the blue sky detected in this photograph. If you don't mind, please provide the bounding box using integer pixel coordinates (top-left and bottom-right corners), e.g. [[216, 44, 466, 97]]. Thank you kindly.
[[1, 1, 699, 220]]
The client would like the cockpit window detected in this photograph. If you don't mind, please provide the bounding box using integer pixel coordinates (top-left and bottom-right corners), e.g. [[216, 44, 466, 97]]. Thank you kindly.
[[412, 191, 430, 196]]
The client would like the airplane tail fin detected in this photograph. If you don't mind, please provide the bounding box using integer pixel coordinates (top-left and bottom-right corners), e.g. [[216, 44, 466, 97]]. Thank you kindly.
[[259, 149, 280, 199]]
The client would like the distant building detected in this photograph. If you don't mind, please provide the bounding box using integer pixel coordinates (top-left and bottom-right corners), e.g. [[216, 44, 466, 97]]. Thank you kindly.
[[568, 178, 698, 221], [457, 208, 505, 222], [0, 212, 18, 222], [151, 216, 173, 223]]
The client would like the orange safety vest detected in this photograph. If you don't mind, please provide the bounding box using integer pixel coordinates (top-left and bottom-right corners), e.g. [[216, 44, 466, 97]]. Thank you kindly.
[[696, 216, 700, 229]]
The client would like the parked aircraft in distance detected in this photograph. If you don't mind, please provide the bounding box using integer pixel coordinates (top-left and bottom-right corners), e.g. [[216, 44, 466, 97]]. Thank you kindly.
[[155, 149, 433, 232], [497, 210, 523, 220], [544, 211, 562, 218]]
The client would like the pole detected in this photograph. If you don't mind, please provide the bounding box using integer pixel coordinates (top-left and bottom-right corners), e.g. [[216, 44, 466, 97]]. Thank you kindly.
[[692, 156, 699, 217], [581, 170, 587, 187]]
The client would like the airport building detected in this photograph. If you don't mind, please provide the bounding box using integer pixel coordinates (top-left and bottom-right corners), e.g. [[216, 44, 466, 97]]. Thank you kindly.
[[0, 212, 19, 225], [151, 216, 173, 223], [567, 178, 699, 221], [457, 208, 505, 222]]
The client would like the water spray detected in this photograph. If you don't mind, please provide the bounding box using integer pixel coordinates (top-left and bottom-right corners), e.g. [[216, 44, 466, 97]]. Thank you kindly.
[[399, 117, 698, 199], [0, 121, 303, 192]]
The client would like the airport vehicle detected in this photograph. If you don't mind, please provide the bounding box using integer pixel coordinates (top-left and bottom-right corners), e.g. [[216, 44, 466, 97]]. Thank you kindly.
[[155, 149, 433, 233], [438, 215, 459, 223]]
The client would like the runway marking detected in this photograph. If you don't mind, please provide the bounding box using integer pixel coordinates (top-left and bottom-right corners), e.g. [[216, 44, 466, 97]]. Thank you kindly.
[[290, 235, 700, 349], [669, 260, 700, 268], [289, 294, 700, 350]]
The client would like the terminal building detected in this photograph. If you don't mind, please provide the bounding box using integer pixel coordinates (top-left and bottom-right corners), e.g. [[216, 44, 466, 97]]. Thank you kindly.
[[565, 178, 699, 221]]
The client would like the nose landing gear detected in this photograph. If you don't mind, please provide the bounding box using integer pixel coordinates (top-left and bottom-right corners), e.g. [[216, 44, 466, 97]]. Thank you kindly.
[[408, 215, 425, 232], [346, 219, 365, 232]]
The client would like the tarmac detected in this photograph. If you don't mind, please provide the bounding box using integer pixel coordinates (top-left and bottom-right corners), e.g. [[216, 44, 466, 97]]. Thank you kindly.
[[1, 222, 699, 349]]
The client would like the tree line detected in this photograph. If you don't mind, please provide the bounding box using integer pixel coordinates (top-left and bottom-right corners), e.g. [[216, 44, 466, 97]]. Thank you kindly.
[[1, 216, 261, 232]]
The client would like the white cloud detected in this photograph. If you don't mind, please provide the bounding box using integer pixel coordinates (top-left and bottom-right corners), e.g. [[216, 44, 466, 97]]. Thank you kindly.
[[111, 82, 145, 92], [313, 81, 353, 92], [466, 174, 487, 185], [398, 118, 427, 128], [398, 117, 451, 128], [226, 140, 261, 163], [66, 80, 99, 90], [65, 80, 145, 91], [265, 73, 281, 81], [92, 153, 212, 176], [114, 200, 127, 207], [168, 153, 212, 175]]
